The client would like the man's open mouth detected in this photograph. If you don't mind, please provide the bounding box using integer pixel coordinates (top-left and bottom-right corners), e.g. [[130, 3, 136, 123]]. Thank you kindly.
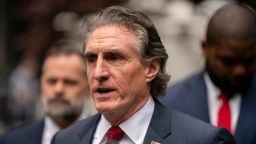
[[96, 88, 114, 94]]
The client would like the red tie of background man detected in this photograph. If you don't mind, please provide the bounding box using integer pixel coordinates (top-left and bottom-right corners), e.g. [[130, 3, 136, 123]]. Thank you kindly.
[[217, 92, 232, 133], [107, 126, 125, 142]]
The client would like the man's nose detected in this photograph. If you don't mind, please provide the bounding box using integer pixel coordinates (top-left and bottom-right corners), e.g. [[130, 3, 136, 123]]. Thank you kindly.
[[94, 57, 109, 81], [54, 81, 65, 94], [232, 64, 248, 78]]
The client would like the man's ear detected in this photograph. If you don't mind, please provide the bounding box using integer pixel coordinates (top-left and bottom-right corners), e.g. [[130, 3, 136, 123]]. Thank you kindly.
[[145, 59, 160, 82], [201, 40, 209, 58]]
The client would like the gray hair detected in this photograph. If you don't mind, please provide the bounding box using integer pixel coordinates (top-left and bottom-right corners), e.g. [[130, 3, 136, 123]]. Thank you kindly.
[[83, 6, 170, 97]]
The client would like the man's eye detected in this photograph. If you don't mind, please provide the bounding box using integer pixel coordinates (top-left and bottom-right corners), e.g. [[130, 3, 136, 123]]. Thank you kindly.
[[219, 57, 235, 66], [64, 79, 78, 86], [86, 55, 97, 63], [221, 59, 234, 66], [105, 53, 124, 62], [107, 54, 122, 61], [46, 78, 57, 85]]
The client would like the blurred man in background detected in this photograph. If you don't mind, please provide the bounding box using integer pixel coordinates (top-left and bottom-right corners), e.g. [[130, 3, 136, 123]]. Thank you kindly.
[[161, 3, 256, 144], [0, 43, 94, 144], [7, 53, 39, 126]]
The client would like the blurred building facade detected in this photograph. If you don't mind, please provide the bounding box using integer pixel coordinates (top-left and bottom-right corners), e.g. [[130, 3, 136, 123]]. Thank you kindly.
[[0, 0, 254, 135], [0, 0, 128, 135], [126, 0, 236, 84]]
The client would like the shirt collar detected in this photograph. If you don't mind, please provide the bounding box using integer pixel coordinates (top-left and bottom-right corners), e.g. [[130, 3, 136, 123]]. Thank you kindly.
[[94, 96, 155, 144], [44, 116, 60, 134], [93, 114, 112, 143], [204, 72, 220, 99], [42, 117, 60, 144], [42, 108, 90, 144], [120, 96, 154, 144]]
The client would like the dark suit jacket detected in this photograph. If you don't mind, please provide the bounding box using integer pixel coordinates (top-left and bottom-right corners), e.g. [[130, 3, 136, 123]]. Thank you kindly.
[[0, 120, 44, 144], [51, 98, 235, 144], [160, 71, 256, 144]]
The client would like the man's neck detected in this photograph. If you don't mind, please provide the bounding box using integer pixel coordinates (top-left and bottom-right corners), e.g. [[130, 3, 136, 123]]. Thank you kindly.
[[103, 96, 150, 126]]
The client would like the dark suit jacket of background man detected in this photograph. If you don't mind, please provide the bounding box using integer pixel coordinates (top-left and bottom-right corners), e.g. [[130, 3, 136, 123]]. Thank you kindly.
[[160, 71, 256, 144], [0, 120, 44, 144], [51, 99, 235, 144]]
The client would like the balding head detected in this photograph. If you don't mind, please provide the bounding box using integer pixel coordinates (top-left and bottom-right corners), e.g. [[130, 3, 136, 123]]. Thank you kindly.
[[206, 3, 256, 46]]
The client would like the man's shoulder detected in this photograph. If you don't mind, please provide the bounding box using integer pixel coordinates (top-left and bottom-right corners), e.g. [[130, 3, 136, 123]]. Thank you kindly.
[[149, 102, 235, 143], [60, 113, 100, 134], [171, 109, 216, 132], [1, 120, 44, 137], [0, 120, 44, 143], [155, 101, 216, 133], [168, 110, 235, 143], [168, 72, 204, 92], [160, 71, 205, 105], [51, 114, 100, 144]]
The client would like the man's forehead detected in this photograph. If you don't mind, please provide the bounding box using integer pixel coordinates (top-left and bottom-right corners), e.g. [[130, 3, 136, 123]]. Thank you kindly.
[[84, 40, 137, 54], [86, 25, 136, 42], [87, 24, 134, 38], [218, 38, 255, 48], [84, 47, 130, 56], [85, 41, 119, 51]]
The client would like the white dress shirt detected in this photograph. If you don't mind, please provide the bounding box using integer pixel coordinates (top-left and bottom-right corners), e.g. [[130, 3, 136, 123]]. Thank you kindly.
[[92, 96, 155, 144], [41, 117, 60, 144], [204, 73, 241, 133]]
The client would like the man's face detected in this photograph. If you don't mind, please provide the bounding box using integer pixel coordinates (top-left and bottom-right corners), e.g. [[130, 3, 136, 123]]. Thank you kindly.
[[203, 39, 256, 94], [41, 54, 87, 119], [85, 25, 155, 120]]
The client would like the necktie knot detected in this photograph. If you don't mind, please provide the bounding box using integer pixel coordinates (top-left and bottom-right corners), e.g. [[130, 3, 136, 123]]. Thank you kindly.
[[219, 92, 229, 103], [107, 126, 125, 141]]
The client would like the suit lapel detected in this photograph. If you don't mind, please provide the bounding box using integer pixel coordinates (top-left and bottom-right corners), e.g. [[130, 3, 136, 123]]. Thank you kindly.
[[78, 114, 101, 144], [191, 72, 210, 122], [144, 98, 172, 143], [235, 75, 256, 144]]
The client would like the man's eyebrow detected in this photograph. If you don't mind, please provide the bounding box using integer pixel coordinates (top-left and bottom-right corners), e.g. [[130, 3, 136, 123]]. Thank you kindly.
[[104, 49, 124, 54], [84, 51, 96, 57], [85, 48, 125, 55]]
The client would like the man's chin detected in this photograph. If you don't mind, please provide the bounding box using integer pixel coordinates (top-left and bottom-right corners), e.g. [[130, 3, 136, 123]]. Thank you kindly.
[[233, 86, 247, 94], [95, 103, 115, 113], [47, 107, 81, 122], [47, 107, 71, 117], [231, 81, 251, 93], [223, 84, 247, 95]]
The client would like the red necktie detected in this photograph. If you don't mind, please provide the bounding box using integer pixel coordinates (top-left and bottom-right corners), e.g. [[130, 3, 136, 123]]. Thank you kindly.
[[107, 126, 125, 142], [217, 92, 232, 133]]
